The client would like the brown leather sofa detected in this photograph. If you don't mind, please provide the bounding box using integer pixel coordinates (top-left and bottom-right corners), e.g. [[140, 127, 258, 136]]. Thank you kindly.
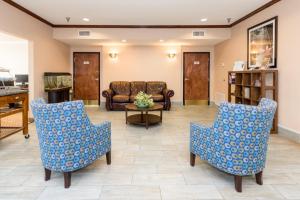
[[102, 81, 174, 111]]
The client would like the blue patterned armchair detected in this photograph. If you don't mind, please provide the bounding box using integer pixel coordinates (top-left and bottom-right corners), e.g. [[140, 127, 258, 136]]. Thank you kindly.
[[31, 99, 111, 188], [190, 98, 277, 192]]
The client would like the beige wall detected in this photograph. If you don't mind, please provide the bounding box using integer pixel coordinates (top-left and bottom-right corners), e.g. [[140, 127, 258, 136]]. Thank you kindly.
[[102, 46, 182, 101], [0, 41, 28, 76], [70, 45, 215, 103], [4, 0, 298, 134], [214, 0, 300, 134], [0, 1, 70, 100]]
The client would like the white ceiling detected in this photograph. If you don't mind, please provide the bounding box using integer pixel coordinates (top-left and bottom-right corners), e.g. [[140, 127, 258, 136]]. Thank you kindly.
[[53, 28, 231, 46], [13, 0, 271, 25], [10, 0, 270, 46]]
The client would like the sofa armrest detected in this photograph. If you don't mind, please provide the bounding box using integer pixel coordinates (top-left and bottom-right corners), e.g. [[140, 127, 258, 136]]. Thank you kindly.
[[163, 89, 174, 98], [102, 89, 113, 111], [163, 89, 174, 110], [102, 89, 113, 97]]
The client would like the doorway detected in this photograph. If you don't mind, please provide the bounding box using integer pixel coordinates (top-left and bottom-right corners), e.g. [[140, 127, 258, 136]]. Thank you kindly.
[[183, 52, 210, 105], [73, 52, 100, 105]]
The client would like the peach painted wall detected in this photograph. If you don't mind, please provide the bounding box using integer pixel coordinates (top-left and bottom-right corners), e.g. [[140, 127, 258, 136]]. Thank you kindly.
[[214, 0, 300, 134], [70, 45, 215, 103], [0, 41, 28, 76], [0, 1, 70, 99], [102, 46, 182, 101]]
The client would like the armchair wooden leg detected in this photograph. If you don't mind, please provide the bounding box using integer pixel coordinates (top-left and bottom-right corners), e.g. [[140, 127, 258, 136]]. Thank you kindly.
[[64, 172, 72, 188], [255, 171, 263, 185], [44, 168, 51, 181], [106, 151, 111, 165], [234, 175, 242, 192], [190, 152, 196, 167]]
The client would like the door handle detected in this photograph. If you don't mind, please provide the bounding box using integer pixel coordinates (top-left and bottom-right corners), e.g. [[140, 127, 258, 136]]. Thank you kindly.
[[95, 78, 99, 81], [185, 78, 189, 81]]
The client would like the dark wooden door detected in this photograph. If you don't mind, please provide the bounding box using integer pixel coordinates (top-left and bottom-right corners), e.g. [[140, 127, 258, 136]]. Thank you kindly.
[[73, 52, 100, 105], [183, 52, 210, 105]]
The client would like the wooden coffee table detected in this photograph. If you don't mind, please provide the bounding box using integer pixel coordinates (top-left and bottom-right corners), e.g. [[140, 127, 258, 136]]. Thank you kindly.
[[125, 104, 163, 129]]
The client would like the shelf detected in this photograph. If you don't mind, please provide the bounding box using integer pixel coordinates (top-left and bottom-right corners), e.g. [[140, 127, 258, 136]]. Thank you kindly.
[[229, 83, 242, 86], [234, 95, 243, 98], [251, 99, 260, 102], [228, 69, 278, 73], [229, 83, 262, 87], [265, 86, 275, 90], [0, 108, 24, 118], [228, 69, 278, 133], [230, 84, 262, 88]]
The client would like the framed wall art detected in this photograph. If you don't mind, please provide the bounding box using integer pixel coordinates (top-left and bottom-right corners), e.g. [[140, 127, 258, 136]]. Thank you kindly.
[[247, 16, 278, 69]]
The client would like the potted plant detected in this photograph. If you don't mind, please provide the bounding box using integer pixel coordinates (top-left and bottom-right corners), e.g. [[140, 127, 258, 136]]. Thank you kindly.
[[134, 91, 154, 108]]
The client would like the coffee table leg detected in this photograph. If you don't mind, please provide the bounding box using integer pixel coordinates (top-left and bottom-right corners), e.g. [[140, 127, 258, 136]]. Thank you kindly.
[[141, 111, 144, 122], [160, 110, 163, 123], [125, 109, 128, 124], [146, 111, 149, 129]]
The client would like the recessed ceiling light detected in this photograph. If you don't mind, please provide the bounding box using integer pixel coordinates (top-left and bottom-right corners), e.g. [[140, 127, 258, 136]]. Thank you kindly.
[[159, 39, 164, 42], [82, 18, 90, 22], [121, 39, 127, 43], [201, 18, 208, 22]]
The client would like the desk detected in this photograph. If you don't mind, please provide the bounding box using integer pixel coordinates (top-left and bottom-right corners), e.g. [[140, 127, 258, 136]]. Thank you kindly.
[[0, 91, 29, 139]]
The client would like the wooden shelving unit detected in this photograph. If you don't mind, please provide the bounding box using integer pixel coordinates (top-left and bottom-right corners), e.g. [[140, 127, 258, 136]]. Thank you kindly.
[[228, 69, 278, 133]]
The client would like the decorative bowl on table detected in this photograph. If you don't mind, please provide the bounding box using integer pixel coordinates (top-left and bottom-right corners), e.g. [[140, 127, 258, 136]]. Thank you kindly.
[[134, 91, 154, 108]]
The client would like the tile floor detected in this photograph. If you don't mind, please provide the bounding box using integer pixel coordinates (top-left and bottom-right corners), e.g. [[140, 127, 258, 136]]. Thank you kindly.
[[0, 105, 300, 200]]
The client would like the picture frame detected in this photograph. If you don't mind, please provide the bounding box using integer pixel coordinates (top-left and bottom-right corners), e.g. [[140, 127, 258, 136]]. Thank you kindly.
[[247, 16, 278, 69], [233, 61, 246, 71]]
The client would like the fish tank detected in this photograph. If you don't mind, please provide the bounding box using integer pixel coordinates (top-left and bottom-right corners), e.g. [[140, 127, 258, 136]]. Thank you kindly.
[[44, 72, 72, 90]]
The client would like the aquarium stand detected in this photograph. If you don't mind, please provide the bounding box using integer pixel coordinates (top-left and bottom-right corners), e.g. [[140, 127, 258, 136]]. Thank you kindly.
[[45, 87, 71, 103]]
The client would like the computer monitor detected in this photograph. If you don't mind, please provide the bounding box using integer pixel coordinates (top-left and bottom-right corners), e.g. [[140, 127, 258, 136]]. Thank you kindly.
[[15, 74, 29, 84]]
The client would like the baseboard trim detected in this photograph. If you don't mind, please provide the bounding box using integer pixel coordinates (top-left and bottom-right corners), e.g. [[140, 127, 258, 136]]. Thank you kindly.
[[172, 101, 217, 106], [172, 101, 183, 106], [98, 101, 215, 109], [209, 101, 217, 106], [278, 125, 300, 143]]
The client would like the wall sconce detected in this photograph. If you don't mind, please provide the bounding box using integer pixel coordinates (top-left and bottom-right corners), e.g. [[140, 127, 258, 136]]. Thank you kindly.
[[109, 52, 118, 60], [167, 52, 176, 59]]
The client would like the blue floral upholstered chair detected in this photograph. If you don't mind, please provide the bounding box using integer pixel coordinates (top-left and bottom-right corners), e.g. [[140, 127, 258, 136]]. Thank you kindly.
[[190, 98, 277, 192], [31, 99, 111, 188]]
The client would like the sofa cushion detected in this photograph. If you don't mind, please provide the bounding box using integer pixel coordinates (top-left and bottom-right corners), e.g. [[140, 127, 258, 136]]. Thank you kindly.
[[112, 95, 130, 103], [147, 81, 166, 95], [151, 94, 164, 102], [110, 81, 130, 95], [131, 81, 146, 95]]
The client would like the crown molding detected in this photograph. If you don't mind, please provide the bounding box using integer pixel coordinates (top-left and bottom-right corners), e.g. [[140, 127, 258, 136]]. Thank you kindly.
[[52, 24, 230, 28], [230, 0, 281, 27], [2, 0, 53, 27], [2, 0, 281, 28]]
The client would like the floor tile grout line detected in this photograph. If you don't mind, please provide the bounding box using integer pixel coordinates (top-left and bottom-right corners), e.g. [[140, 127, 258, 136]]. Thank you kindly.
[[159, 185, 163, 200], [269, 184, 289, 199]]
